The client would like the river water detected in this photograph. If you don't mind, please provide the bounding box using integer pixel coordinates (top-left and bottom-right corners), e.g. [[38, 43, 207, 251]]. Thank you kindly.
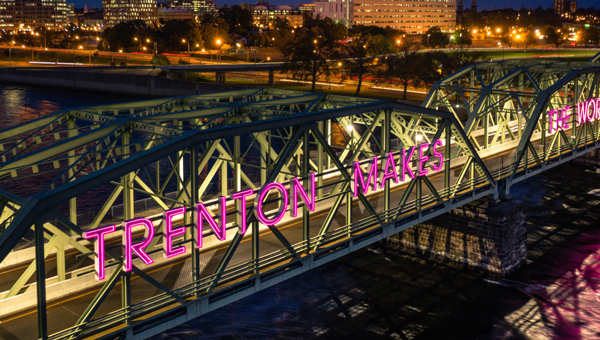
[[2, 85, 600, 340]]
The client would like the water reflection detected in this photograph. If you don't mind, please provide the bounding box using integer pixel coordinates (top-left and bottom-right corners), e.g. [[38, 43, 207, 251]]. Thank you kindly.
[[0, 84, 133, 130]]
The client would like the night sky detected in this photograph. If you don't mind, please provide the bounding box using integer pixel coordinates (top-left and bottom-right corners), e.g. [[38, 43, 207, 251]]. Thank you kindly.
[[75, 0, 600, 12]]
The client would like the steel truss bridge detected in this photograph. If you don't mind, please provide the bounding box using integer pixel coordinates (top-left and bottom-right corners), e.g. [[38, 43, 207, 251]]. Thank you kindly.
[[1, 53, 600, 340]]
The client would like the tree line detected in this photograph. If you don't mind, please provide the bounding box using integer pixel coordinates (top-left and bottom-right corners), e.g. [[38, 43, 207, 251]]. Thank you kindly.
[[279, 17, 486, 98]]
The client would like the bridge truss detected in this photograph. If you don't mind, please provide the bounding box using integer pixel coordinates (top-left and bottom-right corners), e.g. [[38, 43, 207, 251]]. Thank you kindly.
[[2, 53, 600, 338], [424, 53, 600, 195]]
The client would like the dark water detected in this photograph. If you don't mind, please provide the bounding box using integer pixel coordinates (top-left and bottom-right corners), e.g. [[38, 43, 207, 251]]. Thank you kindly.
[[2, 85, 600, 340], [0, 84, 136, 130]]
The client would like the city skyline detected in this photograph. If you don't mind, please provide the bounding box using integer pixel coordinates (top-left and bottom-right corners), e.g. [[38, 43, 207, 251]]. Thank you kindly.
[[72, 0, 600, 11]]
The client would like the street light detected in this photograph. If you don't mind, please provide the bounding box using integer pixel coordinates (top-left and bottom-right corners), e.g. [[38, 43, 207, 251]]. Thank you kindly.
[[182, 39, 189, 53], [216, 39, 222, 64], [427, 34, 430, 48]]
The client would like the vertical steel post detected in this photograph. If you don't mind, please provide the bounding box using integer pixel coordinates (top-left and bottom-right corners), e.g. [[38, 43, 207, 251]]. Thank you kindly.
[[261, 130, 267, 184], [234, 135, 242, 226], [35, 222, 48, 340], [317, 121, 324, 199], [445, 124, 451, 192], [382, 110, 391, 219], [416, 178, 422, 210], [326, 119, 331, 170], [191, 146, 201, 295], [56, 243, 65, 282], [122, 132, 132, 325], [221, 160, 228, 196], [252, 220, 259, 275], [67, 119, 77, 236], [483, 113, 489, 149], [302, 130, 310, 253]]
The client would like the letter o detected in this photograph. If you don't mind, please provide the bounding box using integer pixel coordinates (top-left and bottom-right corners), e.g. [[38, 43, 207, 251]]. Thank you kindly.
[[588, 101, 595, 121], [254, 182, 289, 226]]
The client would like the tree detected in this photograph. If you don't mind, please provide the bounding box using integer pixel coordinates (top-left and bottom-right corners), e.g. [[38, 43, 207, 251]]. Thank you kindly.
[[218, 5, 253, 35], [580, 27, 600, 47], [343, 34, 393, 96], [373, 41, 423, 100], [500, 33, 515, 49], [100, 20, 154, 52], [451, 28, 472, 49], [198, 14, 230, 49], [158, 20, 203, 53], [422, 26, 447, 49], [281, 25, 341, 92], [524, 30, 537, 50], [544, 26, 567, 49]]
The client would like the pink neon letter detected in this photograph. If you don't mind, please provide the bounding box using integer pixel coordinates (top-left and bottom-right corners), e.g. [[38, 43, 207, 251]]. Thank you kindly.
[[254, 182, 289, 226], [418, 143, 430, 176], [163, 207, 186, 259], [123, 218, 155, 272], [431, 139, 444, 172], [589, 100, 596, 122], [380, 152, 399, 189], [290, 173, 316, 217], [231, 189, 254, 234], [578, 101, 587, 125], [595, 98, 600, 120], [562, 106, 570, 130], [194, 196, 227, 249], [401, 147, 416, 181], [548, 110, 555, 134], [353, 156, 378, 198], [83, 225, 116, 280]]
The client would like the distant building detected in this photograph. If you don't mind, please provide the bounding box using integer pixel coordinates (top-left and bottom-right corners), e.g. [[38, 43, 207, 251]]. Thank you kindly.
[[555, 0, 576, 15], [158, 7, 194, 20], [81, 10, 103, 27], [67, 3, 77, 24], [252, 4, 304, 28], [314, 0, 455, 32], [168, 0, 216, 14], [103, 0, 157, 27], [313, 0, 348, 25], [297, 3, 315, 13], [0, 0, 69, 29]]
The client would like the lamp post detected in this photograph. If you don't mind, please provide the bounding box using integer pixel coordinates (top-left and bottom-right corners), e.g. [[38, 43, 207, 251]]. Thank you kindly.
[[216, 39, 222, 64], [427, 34, 430, 48], [182, 39, 189, 54]]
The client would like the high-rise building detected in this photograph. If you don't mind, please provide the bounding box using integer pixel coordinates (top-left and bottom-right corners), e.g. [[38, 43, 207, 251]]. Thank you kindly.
[[314, 0, 456, 33], [554, 0, 576, 14], [313, 0, 348, 25], [103, 0, 157, 28], [0, 0, 69, 29]]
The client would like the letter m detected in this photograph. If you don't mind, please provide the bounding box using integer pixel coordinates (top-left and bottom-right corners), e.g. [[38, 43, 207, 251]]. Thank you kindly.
[[353, 156, 378, 198]]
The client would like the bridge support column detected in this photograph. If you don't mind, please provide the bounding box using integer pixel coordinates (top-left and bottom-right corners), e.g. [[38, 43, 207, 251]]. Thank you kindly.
[[390, 197, 527, 276], [215, 72, 226, 84], [268, 69, 274, 86]]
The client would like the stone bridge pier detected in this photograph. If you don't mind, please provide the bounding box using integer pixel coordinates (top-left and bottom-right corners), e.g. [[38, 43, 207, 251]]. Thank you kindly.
[[389, 197, 527, 276]]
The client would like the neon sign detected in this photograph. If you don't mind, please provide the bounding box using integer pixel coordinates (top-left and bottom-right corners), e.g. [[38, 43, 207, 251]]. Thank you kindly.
[[547, 98, 600, 134], [84, 141, 444, 280]]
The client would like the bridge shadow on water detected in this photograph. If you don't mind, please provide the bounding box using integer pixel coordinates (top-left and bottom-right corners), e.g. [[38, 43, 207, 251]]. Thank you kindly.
[[153, 160, 600, 340]]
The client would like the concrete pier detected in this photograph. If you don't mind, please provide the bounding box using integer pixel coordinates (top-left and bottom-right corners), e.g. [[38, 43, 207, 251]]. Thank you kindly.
[[389, 198, 527, 276]]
